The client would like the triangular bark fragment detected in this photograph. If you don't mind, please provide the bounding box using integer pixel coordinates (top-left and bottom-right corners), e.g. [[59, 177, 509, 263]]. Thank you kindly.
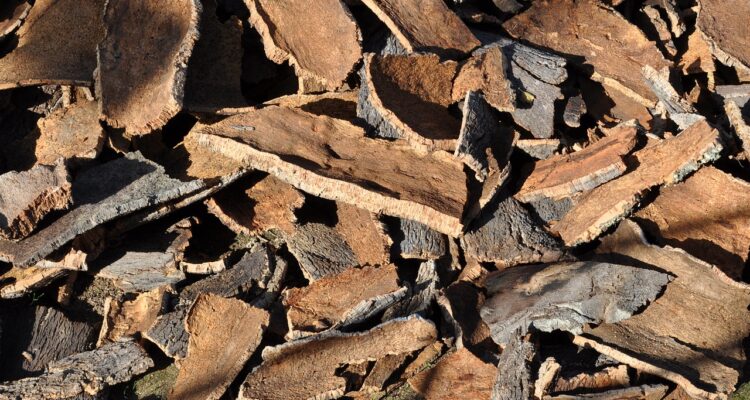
[[452, 47, 515, 112]]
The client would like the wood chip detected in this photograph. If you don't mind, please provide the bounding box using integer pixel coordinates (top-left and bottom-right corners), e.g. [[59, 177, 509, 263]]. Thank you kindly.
[[0, 339, 153, 399], [0, 0, 105, 89], [408, 348, 496, 400], [462, 196, 565, 267], [239, 315, 437, 400], [516, 125, 638, 203], [245, 0, 361, 91], [0, 0, 31, 40], [554, 120, 722, 246], [169, 294, 269, 400], [358, 53, 460, 151], [283, 264, 405, 336], [575, 220, 750, 399], [98, 0, 201, 134], [34, 99, 106, 165], [191, 106, 469, 236], [288, 223, 357, 281], [360, 0, 480, 56], [452, 47, 515, 112], [0, 160, 71, 240], [697, 0, 750, 79], [335, 203, 391, 267], [504, 0, 670, 107]]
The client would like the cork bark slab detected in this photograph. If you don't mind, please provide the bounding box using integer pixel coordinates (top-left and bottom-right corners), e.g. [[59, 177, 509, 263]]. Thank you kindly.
[[288, 223, 358, 281], [239, 315, 437, 400], [0, 0, 105, 89], [191, 106, 469, 237], [358, 53, 461, 151], [335, 202, 391, 267], [360, 0, 480, 56], [408, 348, 496, 400], [0, 266, 67, 299], [635, 167, 750, 280], [0, 0, 31, 40], [554, 120, 722, 246], [503, 0, 670, 107], [169, 294, 269, 400], [0, 339, 153, 400], [283, 264, 404, 336], [480, 261, 671, 347], [0, 160, 71, 240], [98, 0, 201, 135], [143, 307, 190, 359], [394, 218, 447, 260], [34, 99, 106, 165], [244, 0, 361, 91], [552, 364, 630, 394], [0, 153, 206, 267], [516, 125, 638, 203], [577, 220, 750, 399], [697, 0, 750, 78], [452, 47, 515, 112], [493, 336, 535, 400], [98, 288, 167, 345], [438, 281, 495, 354]]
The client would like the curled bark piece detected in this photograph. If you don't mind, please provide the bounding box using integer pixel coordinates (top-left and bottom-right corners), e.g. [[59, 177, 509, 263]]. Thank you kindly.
[[697, 0, 750, 79], [394, 218, 447, 260], [358, 53, 460, 151], [0, 153, 206, 267], [578, 220, 750, 399], [462, 196, 565, 267], [480, 261, 671, 346], [34, 99, 106, 166], [452, 47, 515, 112], [554, 120, 723, 246], [408, 348, 496, 400], [0, 339, 153, 400], [360, 0, 480, 57], [0, 160, 71, 240], [239, 315, 437, 400], [0, 0, 31, 40], [0, 0, 105, 89], [169, 294, 269, 400], [191, 106, 469, 236], [283, 264, 404, 337], [98, 0, 201, 134], [516, 125, 638, 203], [288, 223, 358, 281], [244, 0, 361, 91]]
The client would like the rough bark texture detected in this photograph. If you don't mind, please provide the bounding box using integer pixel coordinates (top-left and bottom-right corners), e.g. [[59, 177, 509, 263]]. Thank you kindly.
[[239, 316, 437, 400], [34, 99, 106, 165], [0, 0, 105, 89], [360, 0, 480, 56], [191, 106, 469, 236], [288, 223, 358, 281], [492, 335, 535, 400], [0, 266, 67, 299], [143, 306, 190, 359], [455, 91, 508, 183], [0, 160, 71, 240], [335, 203, 391, 267], [168, 294, 269, 400], [245, 0, 361, 91], [635, 166, 750, 280], [452, 47, 515, 112], [725, 100, 750, 161], [395, 219, 447, 260], [554, 120, 723, 246], [283, 264, 404, 336], [0, 1, 31, 40], [517, 139, 560, 160], [98, 0, 201, 134], [462, 196, 565, 267], [516, 126, 638, 203], [360, 353, 410, 393], [697, 0, 750, 78], [438, 281, 496, 354], [0, 339, 153, 400], [98, 288, 167, 345], [553, 365, 630, 394], [409, 348, 496, 400], [579, 219, 750, 399], [0, 152, 206, 267], [480, 261, 671, 346]]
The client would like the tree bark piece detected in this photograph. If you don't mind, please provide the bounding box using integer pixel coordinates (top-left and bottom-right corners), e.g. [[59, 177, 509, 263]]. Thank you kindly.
[[360, 0, 480, 57], [0, 160, 71, 240], [452, 47, 515, 112], [191, 106, 469, 236], [0, 0, 105, 89], [554, 120, 722, 246], [492, 335, 535, 400], [462, 196, 565, 267], [577, 219, 750, 399], [358, 53, 461, 151], [144, 307, 190, 359], [288, 223, 358, 281], [438, 281, 496, 355], [34, 99, 106, 166], [553, 365, 630, 394], [394, 218, 447, 260], [168, 294, 269, 400], [697, 0, 750, 79], [0, 266, 67, 299], [0, 1, 31, 40], [0, 339, 153, 400], [545, 384, 669, 400], [98, 288, 168, 345], [635, 166, 750, 280], [408, 348, 496, 400], [335, 203, 391, 267], [183, 0, 247, 113], [98, 0, 201, 135], [239, 315, 437, 400], [283, 264, 405, 337], [504, 0, 670, 108], [244, 0, 361, 92], [642, 65, 704, 129], [0, 152, 206, 267], [517, 139, 561, 160], [516, 125, 638, 203], [725, 100, 750, 160]]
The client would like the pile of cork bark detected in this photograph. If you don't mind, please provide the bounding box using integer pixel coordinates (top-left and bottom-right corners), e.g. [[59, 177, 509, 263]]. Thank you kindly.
[[0, 0, 749, 399]]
